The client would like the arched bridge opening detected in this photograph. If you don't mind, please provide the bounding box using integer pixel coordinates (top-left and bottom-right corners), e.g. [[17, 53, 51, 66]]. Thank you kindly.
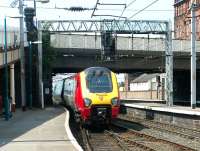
[[39, 19, 173, 106]]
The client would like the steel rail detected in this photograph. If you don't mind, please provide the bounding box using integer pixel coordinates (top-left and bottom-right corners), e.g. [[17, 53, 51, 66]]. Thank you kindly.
[[105, 130, 155, 151], [80, 126, 92, 151], [80, 127, 127, 151], [118, 115, 200, 140], [112, 121, 197, 151]]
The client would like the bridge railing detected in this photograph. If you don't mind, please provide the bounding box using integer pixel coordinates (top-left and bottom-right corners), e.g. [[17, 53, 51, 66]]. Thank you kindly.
[[0, 26, 20, 51], [0, 49, 20, 66], [0, 26, 20, 67], [40, 20, 168, 34], [50, 34, 200, 52]]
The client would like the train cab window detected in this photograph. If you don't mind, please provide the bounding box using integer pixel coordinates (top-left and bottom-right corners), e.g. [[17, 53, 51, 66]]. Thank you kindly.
[[86, 70, 112, 93]]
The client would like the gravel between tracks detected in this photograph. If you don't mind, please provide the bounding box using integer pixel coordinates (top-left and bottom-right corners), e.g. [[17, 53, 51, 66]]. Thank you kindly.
[[116, 117, 200, 151]]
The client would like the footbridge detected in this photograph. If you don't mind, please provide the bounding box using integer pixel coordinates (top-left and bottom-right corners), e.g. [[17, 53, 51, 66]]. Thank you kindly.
[[39, 20, 200, 72], [50, 33, 200, 72], [40, 19, 174, 72]]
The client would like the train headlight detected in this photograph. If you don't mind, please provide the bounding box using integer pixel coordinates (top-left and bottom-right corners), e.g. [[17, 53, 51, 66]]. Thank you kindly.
[[84, 98, 92, 107], [111, 98, 119, 106]]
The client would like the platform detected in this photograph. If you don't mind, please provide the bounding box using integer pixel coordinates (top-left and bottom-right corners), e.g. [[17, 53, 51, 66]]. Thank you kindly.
[[120, 98, 166, 104], [123, 102, 200, 116], [0, 107, 82, 151], [120, 101, 200, 129]]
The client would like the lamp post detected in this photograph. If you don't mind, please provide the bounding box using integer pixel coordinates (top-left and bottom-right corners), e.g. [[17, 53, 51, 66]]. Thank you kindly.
[[28, 41, 32, 109], [3, 17, 10, 121], [33, 0, 49, 109], [19, 0, 49, 110], [27, 40, 42, 109], [3, 16, 23, 120], [19, 0, 26, 111]]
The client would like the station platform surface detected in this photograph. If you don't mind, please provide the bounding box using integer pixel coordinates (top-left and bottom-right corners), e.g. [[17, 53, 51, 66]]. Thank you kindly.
[[122, 101, 200, 116], [0, 107, 82, 151], [121, 98, 166, 103]]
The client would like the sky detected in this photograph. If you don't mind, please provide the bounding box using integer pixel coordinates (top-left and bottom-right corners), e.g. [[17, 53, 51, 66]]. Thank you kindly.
[[0, 0, 174, 81], [0, 0, 174, 27]]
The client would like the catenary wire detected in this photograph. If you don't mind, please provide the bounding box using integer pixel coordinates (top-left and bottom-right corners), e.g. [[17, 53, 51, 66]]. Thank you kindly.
[[129, 0, 160, 19], [118, 0, 137, 20]]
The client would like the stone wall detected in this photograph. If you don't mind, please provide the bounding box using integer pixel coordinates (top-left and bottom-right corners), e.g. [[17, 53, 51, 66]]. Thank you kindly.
[[120, 90, 164, 100], [122, 106, 200, 129]]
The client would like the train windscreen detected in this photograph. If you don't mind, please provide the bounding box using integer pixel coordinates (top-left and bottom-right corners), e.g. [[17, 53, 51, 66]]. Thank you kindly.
[[86, 69, 113, 93]]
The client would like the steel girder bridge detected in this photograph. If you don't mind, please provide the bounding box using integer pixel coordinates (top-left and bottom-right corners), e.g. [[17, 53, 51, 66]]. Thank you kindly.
[[39, 19, 169, 34], [38, 19, 173, 106]]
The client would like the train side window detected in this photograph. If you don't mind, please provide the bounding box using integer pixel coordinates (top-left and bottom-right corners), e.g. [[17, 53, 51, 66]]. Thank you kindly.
[[64, 78, 76, 96], [53, 85, 57, 95], [55, 81, 62, 95], [64, 80, 69, 95], [69, 80, 74, 96], [71, 79, 75, 95], [72, 79, 76, 95], [63, 80, 66, 95], [69, 81, 72, 95]]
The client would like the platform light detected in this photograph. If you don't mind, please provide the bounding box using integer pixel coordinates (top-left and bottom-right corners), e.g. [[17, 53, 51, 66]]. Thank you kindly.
[[32, 41, 42, 44], [38, 0, 49, 3], [63, 54, 74, 57]]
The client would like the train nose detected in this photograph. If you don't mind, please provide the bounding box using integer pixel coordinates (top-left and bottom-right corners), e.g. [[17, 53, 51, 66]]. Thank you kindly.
[[90, 105, 112, 123], [97, 108, 106, 118]]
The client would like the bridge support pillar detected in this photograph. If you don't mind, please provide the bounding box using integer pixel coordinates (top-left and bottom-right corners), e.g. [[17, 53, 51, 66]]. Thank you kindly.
[[165, 21, 173, 106], [191, 4, 196, 109], [10, 64, 15, 112], [38, 22, 44, 109]]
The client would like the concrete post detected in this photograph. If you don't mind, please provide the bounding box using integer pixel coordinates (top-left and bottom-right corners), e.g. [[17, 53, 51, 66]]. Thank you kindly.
[[124, 74, 129, 91], [19, 0, 26, 111], [165, 21, 173, 106], [191, 3, 196, 109], [10, 64, 15, 112], [38, 22, 44, 109]]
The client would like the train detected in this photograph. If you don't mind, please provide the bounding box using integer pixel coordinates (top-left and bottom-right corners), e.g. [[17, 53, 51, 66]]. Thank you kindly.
[[53, 67, 120, 125]]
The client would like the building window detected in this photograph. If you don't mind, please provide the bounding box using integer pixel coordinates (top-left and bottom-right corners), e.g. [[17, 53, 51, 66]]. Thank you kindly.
[[175, 0, 184, 4], [175, 7, 178, 16]]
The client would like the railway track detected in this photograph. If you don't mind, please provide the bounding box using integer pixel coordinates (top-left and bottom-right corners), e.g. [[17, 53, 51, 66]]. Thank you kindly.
[[112, 121, 196, 151], [81, 126, 125, 151], [80, 123, 196, 151], [118, 115, 200, 140]]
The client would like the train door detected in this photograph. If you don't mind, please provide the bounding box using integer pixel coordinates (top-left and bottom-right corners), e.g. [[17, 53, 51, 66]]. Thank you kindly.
[[63, 79, 70, 106], [53, 80, 63, 105], [69, 79, 76, 108]]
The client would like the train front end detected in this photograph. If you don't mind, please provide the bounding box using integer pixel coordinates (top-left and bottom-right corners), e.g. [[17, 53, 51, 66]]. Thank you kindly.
[[79, 67, 120, 124]]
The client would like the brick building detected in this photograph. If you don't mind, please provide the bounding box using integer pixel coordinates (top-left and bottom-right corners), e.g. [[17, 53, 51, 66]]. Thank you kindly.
[[174, 0, 200, 40]]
